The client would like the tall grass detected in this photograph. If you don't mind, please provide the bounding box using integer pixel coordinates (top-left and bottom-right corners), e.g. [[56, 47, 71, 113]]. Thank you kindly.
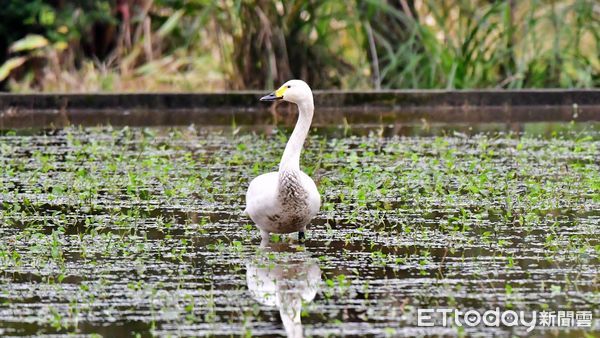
[[214, 0, 368, 89], [1, 0, 598, 91], [364, 0, 600, 89]]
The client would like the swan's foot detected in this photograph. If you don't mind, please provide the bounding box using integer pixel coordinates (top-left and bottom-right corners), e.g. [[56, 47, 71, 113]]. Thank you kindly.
[[298, 231, 306, 243], [260, 230, 270, 247]]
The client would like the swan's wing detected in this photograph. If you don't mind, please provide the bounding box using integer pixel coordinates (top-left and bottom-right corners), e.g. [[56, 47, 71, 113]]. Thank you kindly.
[[299, 171, 321, 216]]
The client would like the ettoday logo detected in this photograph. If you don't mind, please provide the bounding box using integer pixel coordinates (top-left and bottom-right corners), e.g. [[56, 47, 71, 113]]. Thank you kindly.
[[417, 308, 593, 332]]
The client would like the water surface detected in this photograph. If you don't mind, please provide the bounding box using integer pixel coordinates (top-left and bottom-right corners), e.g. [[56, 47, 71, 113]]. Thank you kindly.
[[0, 122, 598, 337]]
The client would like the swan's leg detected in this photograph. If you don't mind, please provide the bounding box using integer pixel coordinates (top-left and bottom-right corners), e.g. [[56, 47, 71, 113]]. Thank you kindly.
[[298, 226, 306, 243], [260, 230, 270, 247]]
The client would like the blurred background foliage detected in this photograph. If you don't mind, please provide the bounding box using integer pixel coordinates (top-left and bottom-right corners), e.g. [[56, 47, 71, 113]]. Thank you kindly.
[[0, 0, 598, 92]]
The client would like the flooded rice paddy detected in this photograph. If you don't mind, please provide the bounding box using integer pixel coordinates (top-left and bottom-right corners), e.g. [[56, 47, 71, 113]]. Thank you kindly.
[[0, 122, 599, 337]]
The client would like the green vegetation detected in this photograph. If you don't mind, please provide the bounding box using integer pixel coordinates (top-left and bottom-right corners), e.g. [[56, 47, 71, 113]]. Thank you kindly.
[[0, 123, 598, 336], [1, 0, 598, 91]]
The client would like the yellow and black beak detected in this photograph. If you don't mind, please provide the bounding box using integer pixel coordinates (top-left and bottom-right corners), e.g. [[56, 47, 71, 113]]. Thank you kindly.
[[260, 85, 287, 101]]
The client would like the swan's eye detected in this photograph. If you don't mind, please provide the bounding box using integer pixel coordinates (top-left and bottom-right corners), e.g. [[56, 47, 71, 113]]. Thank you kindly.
[[287, 85, 291, 88]]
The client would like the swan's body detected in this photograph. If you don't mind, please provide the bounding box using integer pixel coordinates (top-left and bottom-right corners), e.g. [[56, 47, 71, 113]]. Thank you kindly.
[[245, 80, 320, 244], [246, 171, 320, 234]]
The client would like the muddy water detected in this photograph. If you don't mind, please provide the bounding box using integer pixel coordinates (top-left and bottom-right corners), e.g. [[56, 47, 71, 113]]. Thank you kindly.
[[0, 122, 598, 337]]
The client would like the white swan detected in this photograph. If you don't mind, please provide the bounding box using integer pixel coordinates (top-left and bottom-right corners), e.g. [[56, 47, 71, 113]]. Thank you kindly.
[[245, 80, 321, 245]]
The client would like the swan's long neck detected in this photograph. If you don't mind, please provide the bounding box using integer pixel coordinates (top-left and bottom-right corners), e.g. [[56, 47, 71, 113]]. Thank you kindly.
[[279, 100, 314, 172]]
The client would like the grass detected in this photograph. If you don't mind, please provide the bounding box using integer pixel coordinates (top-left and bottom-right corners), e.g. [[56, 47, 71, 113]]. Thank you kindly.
[[1, 0, 598, 91], [0, 122, 598, 336]]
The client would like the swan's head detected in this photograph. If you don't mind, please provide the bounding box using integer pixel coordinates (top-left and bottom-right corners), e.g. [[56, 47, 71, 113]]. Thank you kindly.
[[260, 79, 313, 105]]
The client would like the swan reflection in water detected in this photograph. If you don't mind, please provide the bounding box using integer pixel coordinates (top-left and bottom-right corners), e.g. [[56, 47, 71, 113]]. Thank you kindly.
[[246, 244, 321, 338]]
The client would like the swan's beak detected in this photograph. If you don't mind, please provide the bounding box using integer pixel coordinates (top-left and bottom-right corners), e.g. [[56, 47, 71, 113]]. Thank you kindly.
[[260, 91, 282, 101]]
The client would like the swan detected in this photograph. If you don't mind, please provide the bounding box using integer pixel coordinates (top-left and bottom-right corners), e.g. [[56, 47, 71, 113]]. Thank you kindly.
[[245, 79, 321, 245]]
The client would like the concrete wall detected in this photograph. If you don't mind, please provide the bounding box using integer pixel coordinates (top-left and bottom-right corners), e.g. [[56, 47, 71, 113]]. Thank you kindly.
[[1, 90, 599, 129]]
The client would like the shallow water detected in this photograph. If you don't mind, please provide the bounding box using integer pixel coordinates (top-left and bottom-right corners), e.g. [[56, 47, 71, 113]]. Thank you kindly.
[[0, 122, 599, 337]]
